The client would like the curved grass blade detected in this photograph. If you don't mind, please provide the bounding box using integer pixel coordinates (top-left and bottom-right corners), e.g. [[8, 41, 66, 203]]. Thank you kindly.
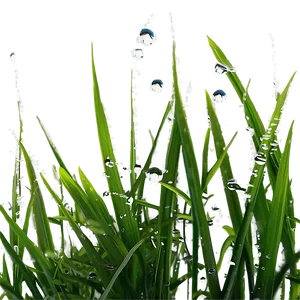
[[254, 121, 294, 299], [203, 131, 238, 191], [159, 182, 191, 206], [216, 235, 236, 271], [173, 40, 221, 300]]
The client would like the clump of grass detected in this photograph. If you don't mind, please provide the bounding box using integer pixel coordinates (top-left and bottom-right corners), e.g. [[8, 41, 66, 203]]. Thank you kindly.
[[0, 32, 299, 300]]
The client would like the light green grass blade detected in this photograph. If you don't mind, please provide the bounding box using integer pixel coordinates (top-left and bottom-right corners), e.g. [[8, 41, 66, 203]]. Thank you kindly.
[[201, 128, 210, 189], [172, 41, 221, 300], [159, 182, 191, 206], [216, 235, 236, 271], [254, 121, 294, 299]]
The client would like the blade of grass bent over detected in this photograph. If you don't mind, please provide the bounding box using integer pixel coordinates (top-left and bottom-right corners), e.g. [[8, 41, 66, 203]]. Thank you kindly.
[[172, 41, 221, 300]]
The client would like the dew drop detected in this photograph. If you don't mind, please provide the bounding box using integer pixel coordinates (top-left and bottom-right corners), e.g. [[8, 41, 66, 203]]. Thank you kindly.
[[105, 264, 115, 271], [215, 63, 235, 74], [134, 164, 142, 175], [227, 178, 246, 192], [131, 49, 144, 59], [230, 261, 235, 265], [202, 192, 209, 199], [126, 197, 133, 205], [13, 245, 19, 254], [208, 219, 213, 226], [208, 268, 215, 275], [10, 52, 16, 63], [183, 255, 193, 262], [104, 157, 114, 168], [254, 152, 267, 165], [211, 205, 219, 211], [266, 254, 271, 260], [150, 79, 164, 93], [88, 272, 97, 279], [213, 89, 227, 103], [246, 126, 254, 136], [172, 229, 180, 236], [137, 28, 156, 46], [103, 191, 110, 197], [146, 167, 163, 182]]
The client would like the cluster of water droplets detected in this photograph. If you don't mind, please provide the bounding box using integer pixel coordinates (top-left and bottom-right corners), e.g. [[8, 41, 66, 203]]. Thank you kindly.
[[268, 32, 282, 94]]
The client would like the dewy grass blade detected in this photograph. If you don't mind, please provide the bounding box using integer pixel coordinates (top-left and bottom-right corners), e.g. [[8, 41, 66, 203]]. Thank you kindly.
[[159, 182, 191, 206], [155, 109, 181, 299], [130, 69, 137, 189], [91, 43, 140, 251], [172, 41, 221, 300], [203, 130, 238, 191], [254, 121, 294, 299]]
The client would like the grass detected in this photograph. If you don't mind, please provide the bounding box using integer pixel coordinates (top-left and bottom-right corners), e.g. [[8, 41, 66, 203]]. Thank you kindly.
[[0, 31, 299, 300]]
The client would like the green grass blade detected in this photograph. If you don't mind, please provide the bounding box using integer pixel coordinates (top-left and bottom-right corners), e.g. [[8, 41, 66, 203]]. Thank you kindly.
[[254, 121, 294, 299], [0, 205, 58, 298], [2, 254, 10, 284], [201, 128, 210, 189], [0, 232, 43, 299], [203, 131, 238, 191], [19, 143, 55, 254], [91, 43, 140, 251], [130, 69, 137, 188], [100, 238, 145, 300], [159, 182, 191, 206], [172, 41, 221, 300], [216, 235, 236, 271], [0, 278, 23, 300]]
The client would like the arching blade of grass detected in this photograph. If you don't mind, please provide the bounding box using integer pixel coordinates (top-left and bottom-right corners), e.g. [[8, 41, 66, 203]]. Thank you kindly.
[[254, 121, 294, 300], [172, 40, 221, 300], [91, 43, 140, 251], [0, 232, 43, 299]]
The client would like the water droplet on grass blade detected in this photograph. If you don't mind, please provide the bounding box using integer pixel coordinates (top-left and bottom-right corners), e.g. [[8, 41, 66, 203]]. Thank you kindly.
[[150, 79, 163, 93], [105, 264, 115, 271], [146, 167, 163, 182], [208, 219, 213, 226], [88, 272, 97, 279], [137, 28, 156, 46], [227, 178, 246, 192], [134, 164, 142, 175], [10, 52, 16, 63], [183, 255, 193, 262], [211, 205, 219, 211], [208, 268, 215, 275], [104, 157, 114, 168], [215, 63, 235, 74], [131, 48, 144, 59], [254, 152, 267, 165], [103, 191, 110, 197], [213, 90, 227, 103]]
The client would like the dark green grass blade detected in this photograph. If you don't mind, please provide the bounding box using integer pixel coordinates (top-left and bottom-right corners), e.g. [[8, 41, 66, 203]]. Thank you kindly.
[[201, 128, 210, 189], [216, 235, 236, 271], [2, 254, 10, 284], [0, 278, 23, 300], [172, 41, 221, 300], [254, 121, 294, 299]]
